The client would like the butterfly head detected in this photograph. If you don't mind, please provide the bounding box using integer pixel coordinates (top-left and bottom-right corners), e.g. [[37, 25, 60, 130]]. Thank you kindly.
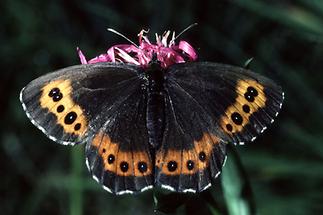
[[147, 52, 161, 69], [77, 29, 198, 69]]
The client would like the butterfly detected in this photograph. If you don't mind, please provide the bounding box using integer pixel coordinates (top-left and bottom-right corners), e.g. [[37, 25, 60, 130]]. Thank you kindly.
[[20, 28, 284, 195]]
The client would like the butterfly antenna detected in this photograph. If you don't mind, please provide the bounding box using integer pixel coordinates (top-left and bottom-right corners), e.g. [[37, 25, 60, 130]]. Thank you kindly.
[[107, 28, 139, 48], [171, 23, 198, 43]]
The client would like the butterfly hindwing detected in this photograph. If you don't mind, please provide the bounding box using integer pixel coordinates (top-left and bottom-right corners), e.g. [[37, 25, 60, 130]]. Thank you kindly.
[[85, 85, 154, 194], [20, 62, 154, 194], [155, 71, 228, 192]]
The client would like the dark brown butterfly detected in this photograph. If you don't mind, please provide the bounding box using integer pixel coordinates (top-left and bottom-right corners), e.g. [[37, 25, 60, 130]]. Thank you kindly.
[[20, 29, 284, 195]]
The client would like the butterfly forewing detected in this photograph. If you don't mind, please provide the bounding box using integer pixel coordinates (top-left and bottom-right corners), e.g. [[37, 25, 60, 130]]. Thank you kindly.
[[165, 62, 284, 145], [20, 63, 139, 144]]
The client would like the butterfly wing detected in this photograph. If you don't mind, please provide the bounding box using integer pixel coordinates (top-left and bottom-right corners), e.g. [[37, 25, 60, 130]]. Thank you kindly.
[[84, 79, 154, 194], [166, 62, 284, 144], [20, 63, 139, 145], [155, 62, 283, 192], [20, 63, 153, 194]]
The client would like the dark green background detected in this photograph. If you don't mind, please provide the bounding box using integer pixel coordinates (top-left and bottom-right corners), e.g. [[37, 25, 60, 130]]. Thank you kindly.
[[1, 0, 323, 214]]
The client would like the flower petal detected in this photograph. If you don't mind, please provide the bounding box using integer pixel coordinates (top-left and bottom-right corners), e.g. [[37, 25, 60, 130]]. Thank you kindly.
[[179, 41, 198, 61], [77, 47, 88, 64]]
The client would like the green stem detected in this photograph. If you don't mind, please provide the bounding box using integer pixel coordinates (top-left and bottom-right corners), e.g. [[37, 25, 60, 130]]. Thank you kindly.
[[70, 146, 83, 215]]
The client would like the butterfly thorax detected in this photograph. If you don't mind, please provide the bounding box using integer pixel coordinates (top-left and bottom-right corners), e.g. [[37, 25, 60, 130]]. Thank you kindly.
[[146, 62, 165, 149]]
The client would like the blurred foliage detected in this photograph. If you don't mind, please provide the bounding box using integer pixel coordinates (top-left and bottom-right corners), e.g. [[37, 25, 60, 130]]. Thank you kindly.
[[1, 0, 323, 214]]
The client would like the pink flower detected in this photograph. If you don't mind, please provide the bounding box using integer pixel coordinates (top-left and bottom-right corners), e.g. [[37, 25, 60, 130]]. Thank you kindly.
[[77, 29, 198, 68]]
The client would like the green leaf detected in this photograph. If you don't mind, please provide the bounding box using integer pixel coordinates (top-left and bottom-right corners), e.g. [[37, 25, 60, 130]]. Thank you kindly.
[[234, 0, 323, 37], [221, 145, 255, 215]]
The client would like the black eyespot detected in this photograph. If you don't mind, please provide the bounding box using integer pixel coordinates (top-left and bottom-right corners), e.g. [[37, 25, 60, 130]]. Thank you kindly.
[[167, 161, 177, 172], [186, 160, 195, 170], [52, 93, 63, 102], [138, 162, 148, 173], [199, 152, 206, 162], [74, 123, 81, 131], [107, 154, 115, 164], [56, 105, 65, 113], [64, 111, 77, 124], [226, 124, 233, 132], [244, 92, 255, 102], [242, 104, 250, 113], [120, 161, 129, 172], [231, 112, 243, 125], [48, 88, 60, 97], [102, 148, 106, 153], [247, 86, 258, 97]]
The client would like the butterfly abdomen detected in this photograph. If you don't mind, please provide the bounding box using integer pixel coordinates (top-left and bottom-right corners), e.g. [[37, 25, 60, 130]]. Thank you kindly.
[[146, 67, 166, 149]]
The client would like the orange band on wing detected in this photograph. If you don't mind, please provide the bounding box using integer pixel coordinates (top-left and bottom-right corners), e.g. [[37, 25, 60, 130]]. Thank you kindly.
[[220, 79, 266, 134], [156, 133, 220, 176], [92, 132, 152, 177], [40, 79, 88, 136]]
